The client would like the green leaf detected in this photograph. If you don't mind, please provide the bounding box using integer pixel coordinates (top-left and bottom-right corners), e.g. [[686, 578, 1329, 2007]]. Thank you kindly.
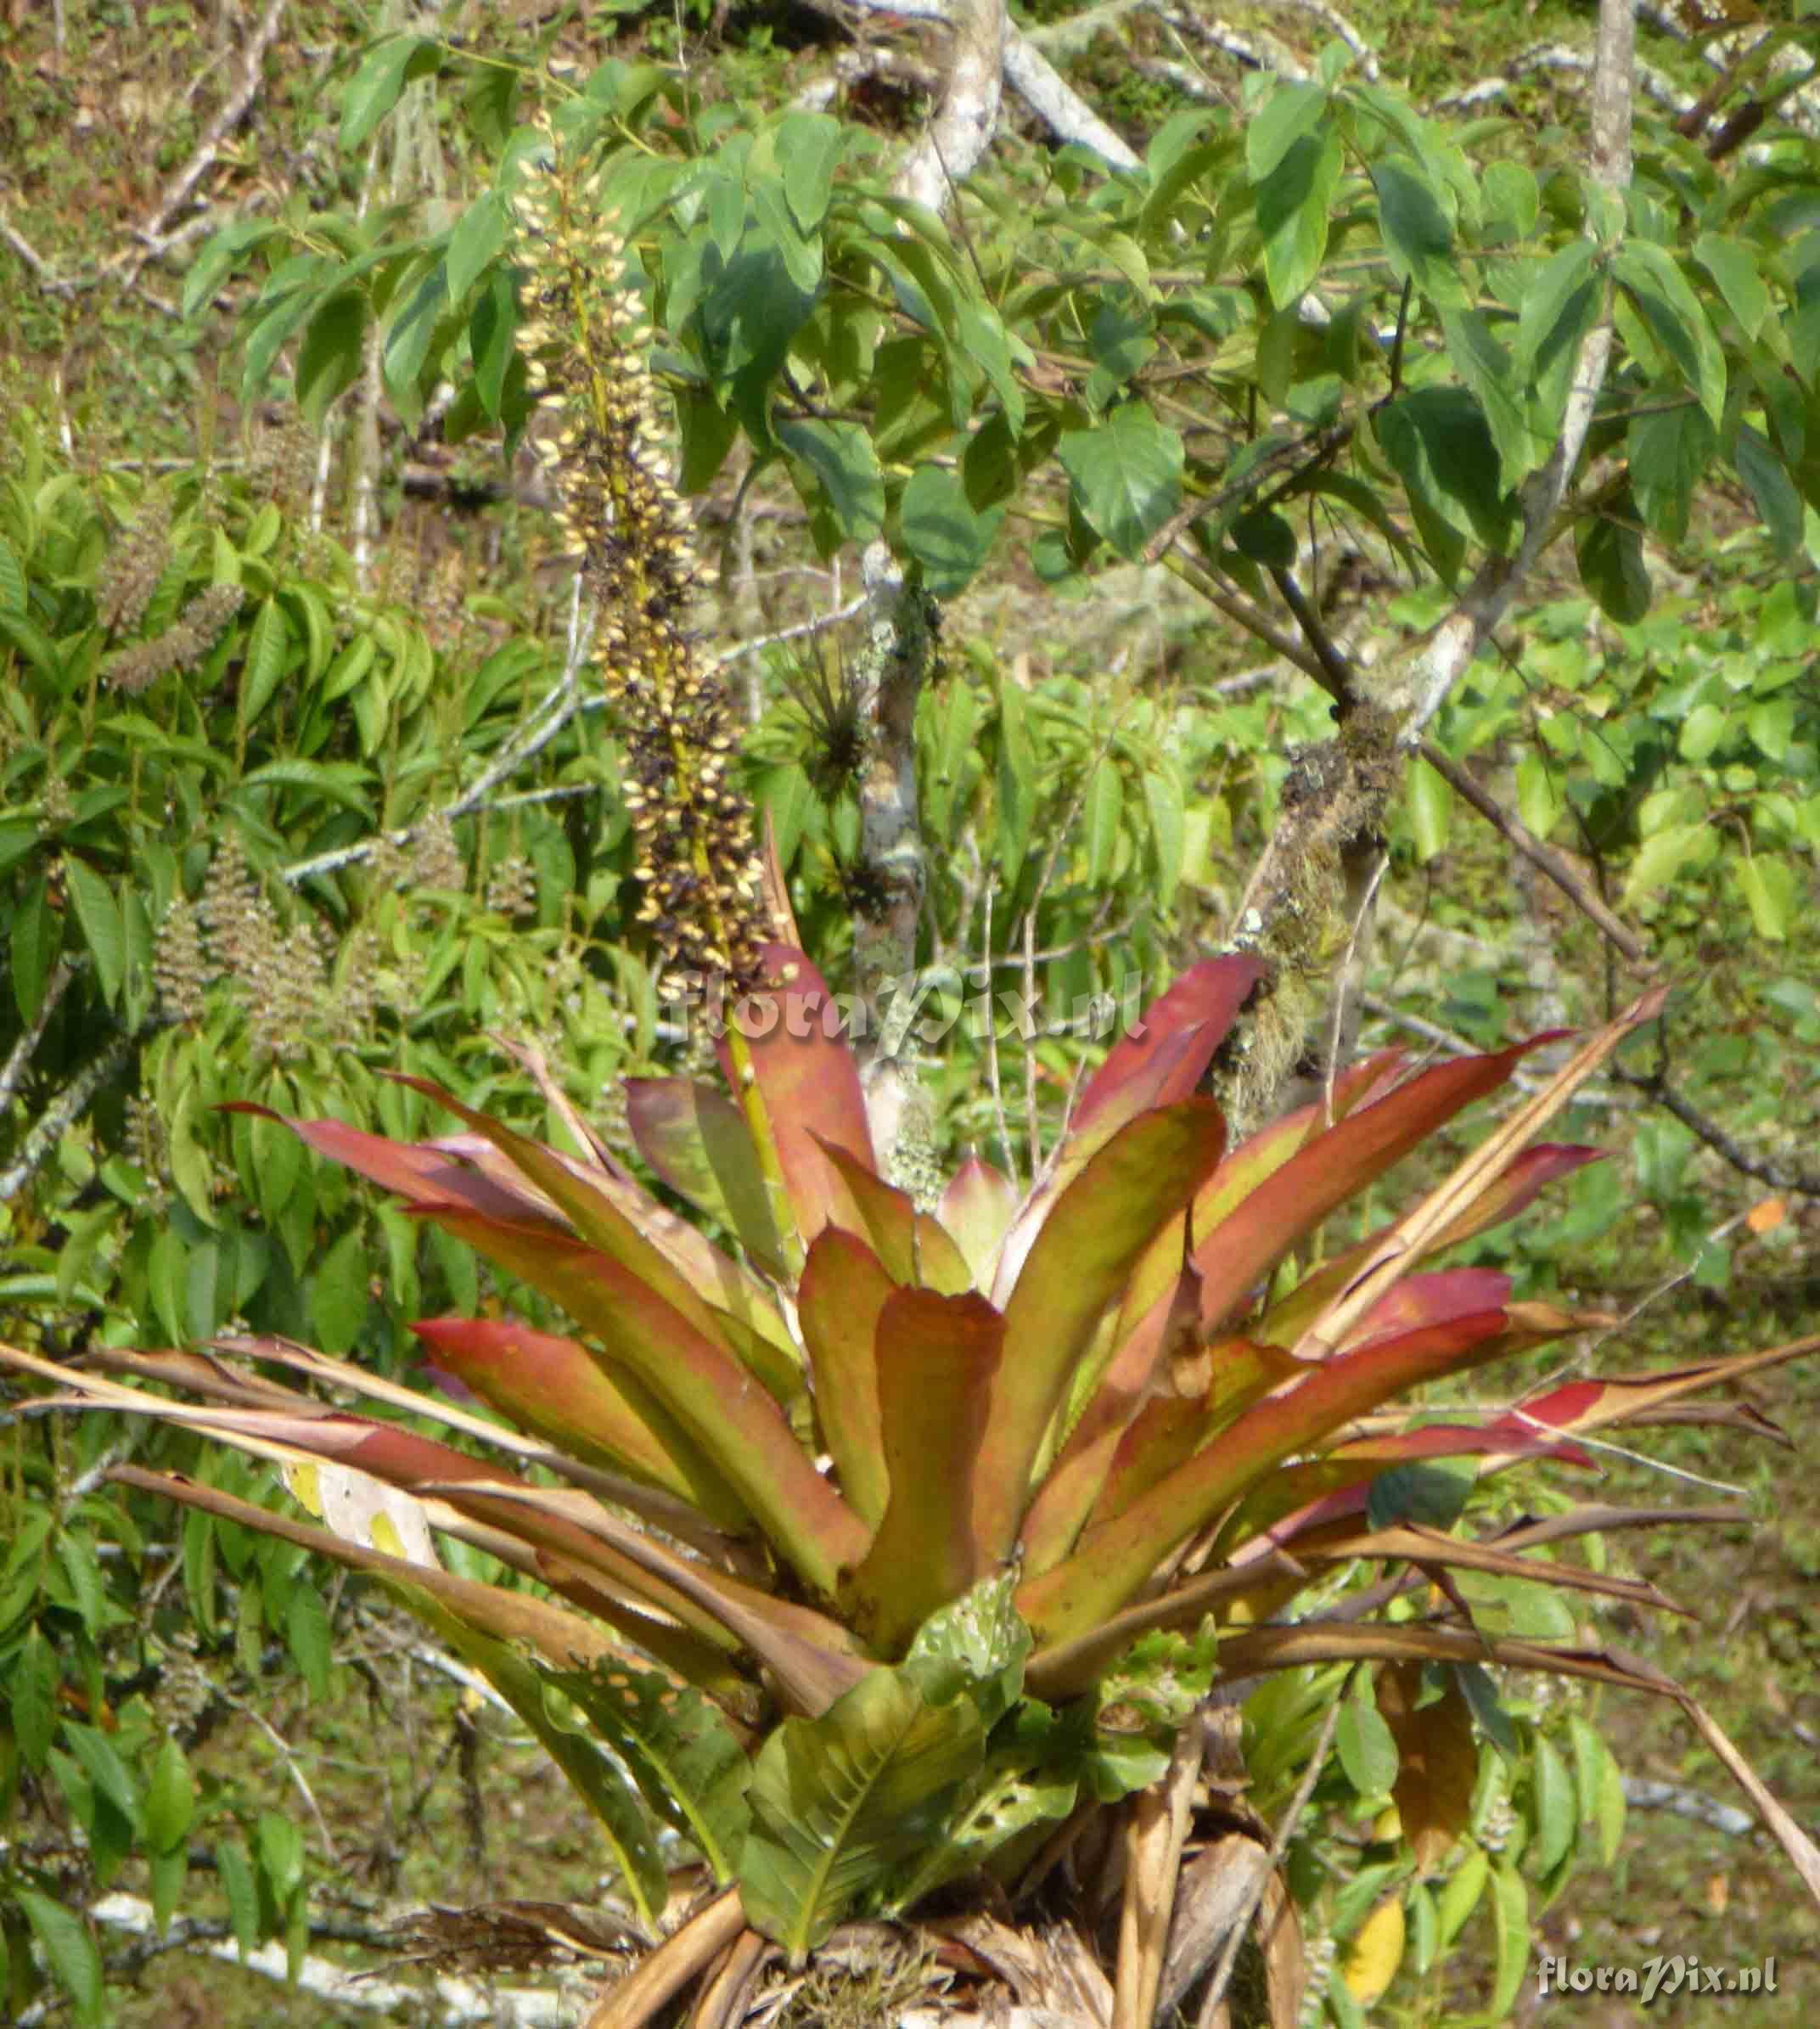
[[1435, 1842, 1488, 1948], [1627, 398, 1716, 545], [778, 111, 842, 234], [1530, 1733, 1576, 1875], [1058, 404, 1183, 560], [1569, 1715, 1625, 1867], [1246, 81, 1328, 182], [1677, 701, 1727, 762], [145, 1738, 196, 1854], [62, 1723, 141, 1833], [257, 1808, 303, 1904], [295, 290, 368, 429], [1733, 854, 1794, 941], [1576, 498, 1650, 623], [14, 1891, 103, 2027], [1515, 754, 1560, 840], [1083, 758, 1123, 885], [1366, 1456, 1474, 1531], [739, 1662, 986, 1963], [447, 192, 508, 304], [1693, 232, 1770, 341], [383, 264, 451, 419], [1376, 387, 1510, 582], [341, 33, 443, 151], [1374, 159, 1466, 308], [1488, 1860, 1530, 2016], [1256, 129, 1343, 309], [287, 1579, 332, 1698], [1406, 751, 1452, 863], [1614, 243, 1726, 428], [550, 1662, 753, 1882], [241, 595, 291, 728], [777, 419, 885, 548], [61, 855, 126, 1007], [218, 1838, 260, 1957], [1733, 424, 1802, 558], [1337, 1686, 1401, 1798], [900, 464, 1002, 595], [11, 874, 59, 1025], [310, 1228, 370, 1356], [14, 1623, 57, 1768], [0, 532, 25, 614], [1141, 767, 1185, 906]]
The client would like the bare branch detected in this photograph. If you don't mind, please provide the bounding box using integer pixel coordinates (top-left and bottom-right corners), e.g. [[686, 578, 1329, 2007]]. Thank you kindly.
[[1417, 739, 1649, 965], [895, 0, 1008, 213]]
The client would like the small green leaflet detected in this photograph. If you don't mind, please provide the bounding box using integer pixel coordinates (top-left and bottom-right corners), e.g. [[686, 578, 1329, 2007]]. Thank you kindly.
[[1256, 129, 1343, 309], [777, 419, 885, 548], [341, 33, 444, 152], [61, 855, 126, 1007], [1613, 243, 1726, 428]]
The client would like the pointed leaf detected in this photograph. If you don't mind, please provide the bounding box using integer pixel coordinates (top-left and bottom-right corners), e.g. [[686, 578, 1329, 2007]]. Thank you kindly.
[[975, 1100, 1227, 1564], [815, 1136, 972, 1293], [845, 1290, 1006, 1652], [797, 1228, 896, 1531], [415, 1206, 868, 1593], [624, 1077, 787, 1277], [715, 946, 875, 1249], [409, 1315, 750, 1526], [936, 1155, 1018, 1291]]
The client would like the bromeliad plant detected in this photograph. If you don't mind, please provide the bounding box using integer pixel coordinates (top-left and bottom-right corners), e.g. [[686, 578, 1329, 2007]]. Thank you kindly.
[[7, 959, 1819, 2021]]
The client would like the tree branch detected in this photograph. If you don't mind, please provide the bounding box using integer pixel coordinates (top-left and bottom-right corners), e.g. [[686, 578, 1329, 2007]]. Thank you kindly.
[[1416, 739, 1649, 966]]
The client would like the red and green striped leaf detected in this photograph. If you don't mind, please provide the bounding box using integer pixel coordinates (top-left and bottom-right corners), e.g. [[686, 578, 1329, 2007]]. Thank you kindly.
[[412, 1206, 867, 1594], [624, 1076, 788, 1278], [974, 1099, 1227, 1564]]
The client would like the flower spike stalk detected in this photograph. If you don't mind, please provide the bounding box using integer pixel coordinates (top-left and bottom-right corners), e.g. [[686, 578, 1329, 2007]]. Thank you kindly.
[[510, 122, 800, 1269]]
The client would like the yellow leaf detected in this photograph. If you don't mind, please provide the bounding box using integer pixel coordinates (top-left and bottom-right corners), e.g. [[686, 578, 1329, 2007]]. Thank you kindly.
[[1343, 1894, 1406, 2006]]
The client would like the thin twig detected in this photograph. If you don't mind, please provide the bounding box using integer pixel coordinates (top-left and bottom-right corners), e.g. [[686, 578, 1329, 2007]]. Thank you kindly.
[[1613, 1064, 1820, 1200], [0, 1026, 152, 1203], [1418, 739, 1649, 965]]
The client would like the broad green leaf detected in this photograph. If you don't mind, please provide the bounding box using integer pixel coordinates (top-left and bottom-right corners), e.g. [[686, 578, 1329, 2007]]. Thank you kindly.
[[1337, 1684, 1400, 1798], [1083, 757, 1123, 885], [777, 419, 885, 547], [1569, 1715, 1626, 1867], [447, 192, 508, 304], [900, 463, 1002, 595], [286, 1579, 332, 1697], [902, 1569, 1031, 1728], [1256, 130, 1344, 309], [1375, 159, 1466, 309], [1627, 398, 1716, 545], [1058, 404, 1183, 559], [295, 290, 368, 429], [1734, 424, 1803, 558], [1530, 1733, 1576, 1874], [218, 1838, 259, 1956], [1376, 386, 1511, 582], [778, 111, 842, 234], [1435, 1842, 1488, 1947], [1515, 754, 1560, 840], [310, 1228, 369, 1355], [11, 874, 58, 1024], [740, 1662, 985, 1962], [1614, 243, 1726, 427], [1732, 854, 1794, 941], [144, 1738, 195, 1854], [1488, 1861, 1531, 2016], [1576, 500, 1650, 623], [1246, 81, 1328, 181], [1693, 231, 1770, 341], [341, 32, 442, 151], [61, 855, 125, 1006], [1677, 700, 1727, 762], [1141, 767, 1185, 904], [1406, 751, 1452, 862], [14, 1891, 103, 2027], [14, 1623, 56, 1768], [240, 595, 290, 728]]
